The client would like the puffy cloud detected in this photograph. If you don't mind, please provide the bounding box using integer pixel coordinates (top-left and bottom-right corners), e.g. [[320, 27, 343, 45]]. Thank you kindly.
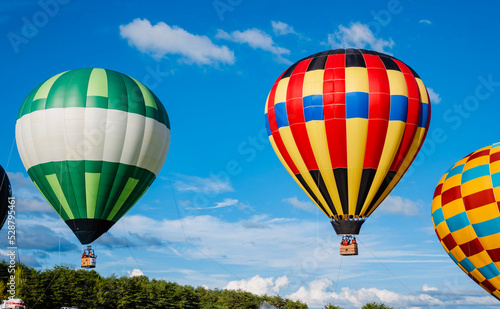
[[128, 269, 145, 277], [282, 197, 316, 212], [285, 278, 499, 308], [271, 21, 297, 36], [216, 28, 291, 63], [377, 195, 421, 216], [427, 88, 441, 104], [326, 22, 394, 53], [225, 275, 289, 296], [119, 18, 235, 65]]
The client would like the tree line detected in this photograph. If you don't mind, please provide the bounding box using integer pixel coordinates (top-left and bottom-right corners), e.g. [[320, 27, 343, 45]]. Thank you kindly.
[[0, 261, 397, 309]]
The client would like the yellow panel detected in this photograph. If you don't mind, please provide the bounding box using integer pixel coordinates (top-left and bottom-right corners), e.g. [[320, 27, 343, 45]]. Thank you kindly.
[[441, 173, 462, 192], [493, 289, 500, 299], [435, 222, 450, 240], [366, 126, 427, 216], [470, 268, 486, 282], [441, 199, 466, 220], [302, 70, 325, 97], [387, 70, 408, 96], [431, 195, 442, 214], [494, 187, 500, 199], [34, 72, 66, 101], [466, 203, 499, 224], [451, 225, 476, 245], [275, 77, 290, 103], [279, 126, 332, 215], [345, 67, 369, 93], [490, 161, 500, 175], [346, 118, 368, 214], [463, 156, 490, 170], [449, 246, 467, 263], [461, 176, 493, 196], [490, 276, 500, 289], [415, 79, 429, 104], [87, 68, 108, 97], [468, 250, 493, 270], [360, 121, 406, 214], [478, 233, 500, 250], [305, 121, 343, 215]]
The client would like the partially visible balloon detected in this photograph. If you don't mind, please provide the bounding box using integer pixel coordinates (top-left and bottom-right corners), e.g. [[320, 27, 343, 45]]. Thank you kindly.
[[433, 143, 500, 300], [265, 49, 431, 235], [0, 165, 11, 229], [16, 68, 170, 244]]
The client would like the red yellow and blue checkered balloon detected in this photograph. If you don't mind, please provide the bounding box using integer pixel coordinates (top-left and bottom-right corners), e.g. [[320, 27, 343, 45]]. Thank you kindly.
[[433, 143, 500, 300], [265, 49, 431, 235]]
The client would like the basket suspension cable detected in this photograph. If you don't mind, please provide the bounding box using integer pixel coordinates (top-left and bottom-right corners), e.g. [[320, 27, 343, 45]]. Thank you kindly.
[[353, 254, 359, 309], [358, 238, 431, 309], [333, 254, 343, 306]]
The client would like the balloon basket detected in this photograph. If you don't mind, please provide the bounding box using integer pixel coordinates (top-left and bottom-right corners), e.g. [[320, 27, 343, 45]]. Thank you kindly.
[[340, 243, 358, 256]]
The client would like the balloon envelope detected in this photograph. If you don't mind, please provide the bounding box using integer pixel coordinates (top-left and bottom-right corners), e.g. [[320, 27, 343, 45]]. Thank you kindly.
[[0, 165, 11, 230], [265, 49, 430, 234], [433, 143, 500, 300], [16, 68, 170, 244]]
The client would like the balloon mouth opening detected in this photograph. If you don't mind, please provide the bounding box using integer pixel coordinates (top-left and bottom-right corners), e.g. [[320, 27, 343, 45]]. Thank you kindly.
[[330, 217, 366, 235]]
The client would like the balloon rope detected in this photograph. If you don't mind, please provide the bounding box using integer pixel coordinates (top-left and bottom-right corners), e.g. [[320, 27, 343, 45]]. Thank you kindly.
[[333, 254, 343, 306], [163, 166, 187, 241], [353, 255, 359, 309], [358, 238, 430, 308]]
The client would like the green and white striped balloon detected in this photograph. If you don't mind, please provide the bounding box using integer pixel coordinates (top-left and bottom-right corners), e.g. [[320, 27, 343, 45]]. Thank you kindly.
[[15, 68, 170, 244]]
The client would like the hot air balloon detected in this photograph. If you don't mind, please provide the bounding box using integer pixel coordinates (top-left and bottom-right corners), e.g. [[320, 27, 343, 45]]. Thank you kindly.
[[432, 143, 500, 300], [264, 49, 430, 254], [15, 68, 170, 266], [0, 165, 12, 230]]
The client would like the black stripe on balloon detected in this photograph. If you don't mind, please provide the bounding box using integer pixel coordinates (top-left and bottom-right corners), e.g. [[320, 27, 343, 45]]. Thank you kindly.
[[307, 54, 328, 72], [333, 168, 349, 214], [358, 49, 378, 55], [364, 170, 397, 215], [345, 49, 366, 68], [355, 168, 377, 215], [281, 61, 300, 79], [406, 65, 420, 78], [295, 173, 329, 215], [309, 170, 337, 215], [379, 55, 401, 71], [330, 49, 345, 55]]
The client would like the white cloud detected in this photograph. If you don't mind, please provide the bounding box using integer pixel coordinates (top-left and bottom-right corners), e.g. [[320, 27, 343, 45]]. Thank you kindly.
[[216, 28, 291, 63], [225, 275, 289, 296], [128, 269, 145, 277], [187, 198, 239, 210], [7, 172, 54, 214], [285, 278, 499, 308], [271, 21, 297, 36], [119, 18, 235, 65], [327, 22, 394, 53], [377, 195, 421, 216], [422, 284, 438, 291], [427, 88, 441, 104], [283, 197, 316, 212], [174, 174, 234, 194], [419, 19, 432, 25]]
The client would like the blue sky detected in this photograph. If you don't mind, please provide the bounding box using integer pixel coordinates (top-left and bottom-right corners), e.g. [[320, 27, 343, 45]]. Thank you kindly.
[[1, 0, 500, 308]]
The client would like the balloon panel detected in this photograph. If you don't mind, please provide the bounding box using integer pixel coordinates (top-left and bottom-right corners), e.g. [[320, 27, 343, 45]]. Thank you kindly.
[[432, 143, 500, 300], [265, 49, 430, 222]]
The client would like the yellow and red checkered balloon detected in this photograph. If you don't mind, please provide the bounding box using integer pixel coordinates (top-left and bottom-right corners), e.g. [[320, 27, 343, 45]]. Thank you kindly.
[[433, 143, 500, 300]]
